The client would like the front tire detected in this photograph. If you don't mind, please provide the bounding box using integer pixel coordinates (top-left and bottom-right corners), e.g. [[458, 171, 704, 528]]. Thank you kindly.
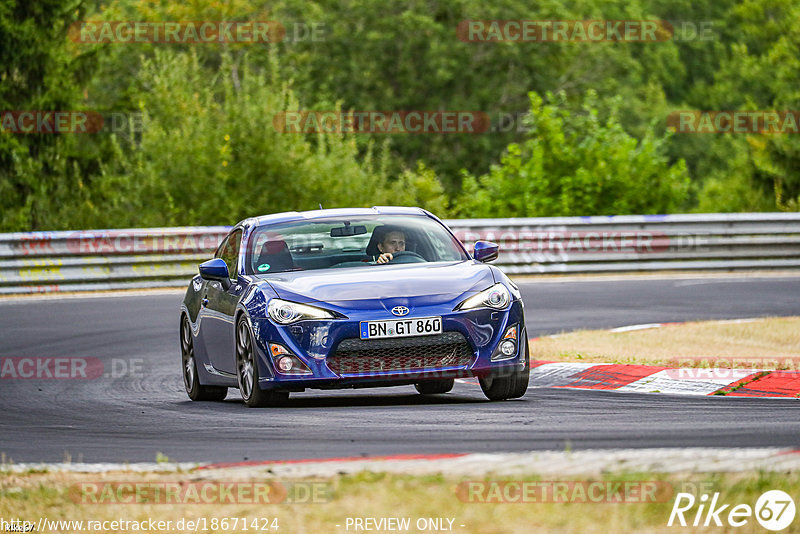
[[415, 379, 455, 395], [236, 317, 289, 408], [479, 337, 530, 401], [181, 316, 227, 401]]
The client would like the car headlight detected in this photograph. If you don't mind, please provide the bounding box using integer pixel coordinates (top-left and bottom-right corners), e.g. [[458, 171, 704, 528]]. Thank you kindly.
[[454, 283, 511, 311], [268, 298, 336, 324]]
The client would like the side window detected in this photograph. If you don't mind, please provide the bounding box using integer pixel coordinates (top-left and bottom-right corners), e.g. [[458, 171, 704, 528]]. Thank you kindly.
[[217, 229, 242, 280], [213, 236, 229, 261]]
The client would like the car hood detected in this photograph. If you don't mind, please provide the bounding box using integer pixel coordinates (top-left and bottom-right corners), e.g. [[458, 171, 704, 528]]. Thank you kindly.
[[257, 261, 496, 306]]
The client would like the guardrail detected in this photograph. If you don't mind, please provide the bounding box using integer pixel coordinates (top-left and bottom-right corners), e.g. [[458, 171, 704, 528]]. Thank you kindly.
[[447, 212, 800, 274], [0, 227, 230, 294], [1, 213, 798, 294]]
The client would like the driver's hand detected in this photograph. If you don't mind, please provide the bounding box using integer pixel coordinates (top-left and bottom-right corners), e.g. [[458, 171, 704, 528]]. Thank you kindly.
[[376, 252, 393, 264]]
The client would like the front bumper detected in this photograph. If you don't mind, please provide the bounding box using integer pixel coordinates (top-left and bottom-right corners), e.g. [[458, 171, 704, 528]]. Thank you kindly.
[[250, 298, 526, 390]]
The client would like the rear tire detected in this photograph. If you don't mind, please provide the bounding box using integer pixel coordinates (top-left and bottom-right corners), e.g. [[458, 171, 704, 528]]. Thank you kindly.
[[236, 316, 289, 408], [479, 337, 529, 401], [414, 379, 455, 395], [181, 316, 227, 401]]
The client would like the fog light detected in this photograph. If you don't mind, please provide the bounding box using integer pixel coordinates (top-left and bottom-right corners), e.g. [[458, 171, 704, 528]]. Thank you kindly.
[[500, 340, 516, 356], [269, 342, 313, 374], [277, 356, 294, 372]]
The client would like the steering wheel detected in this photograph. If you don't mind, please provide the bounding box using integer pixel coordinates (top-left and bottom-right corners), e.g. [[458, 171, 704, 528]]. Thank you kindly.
[[387, 250, 426, 264]]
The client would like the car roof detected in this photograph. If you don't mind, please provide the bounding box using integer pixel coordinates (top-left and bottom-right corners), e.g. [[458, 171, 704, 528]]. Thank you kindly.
[[247, 206, 429, 228]]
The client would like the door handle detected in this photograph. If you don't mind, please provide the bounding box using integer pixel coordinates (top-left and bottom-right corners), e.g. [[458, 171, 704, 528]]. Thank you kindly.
[[202, 297, 209, 307]]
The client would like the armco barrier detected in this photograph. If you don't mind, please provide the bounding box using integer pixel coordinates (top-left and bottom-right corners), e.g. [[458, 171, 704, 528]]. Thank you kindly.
[[0, 227, 230, 294], [447, 212, 800, 274], [0, 213, 798, 294]]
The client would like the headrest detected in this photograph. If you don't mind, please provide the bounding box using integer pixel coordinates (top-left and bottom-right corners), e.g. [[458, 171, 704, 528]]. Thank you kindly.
[[261, 240, 289, 255], [256, 240, 294, 272]]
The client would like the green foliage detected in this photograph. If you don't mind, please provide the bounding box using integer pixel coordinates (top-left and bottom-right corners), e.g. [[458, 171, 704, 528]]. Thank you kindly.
[[456, 91, 689, 217], [3, 0, 800, 231], [391, 162, 450, 217], [676, 0, 800, 212], [694, 140, 774, 213], [266, 0, 688, 189], [93, 50, 446, 226], [0, 0, 96, 230]]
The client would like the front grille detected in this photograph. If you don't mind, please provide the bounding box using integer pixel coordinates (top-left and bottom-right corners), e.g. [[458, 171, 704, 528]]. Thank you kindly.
[[327, 332, 474, 376]]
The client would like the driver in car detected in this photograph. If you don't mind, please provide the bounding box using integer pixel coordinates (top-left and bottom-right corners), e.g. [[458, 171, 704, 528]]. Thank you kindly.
[[375, 229, 406, 264]]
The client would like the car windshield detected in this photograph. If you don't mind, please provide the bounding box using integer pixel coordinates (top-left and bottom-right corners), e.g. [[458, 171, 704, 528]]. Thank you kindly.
[[246, 215, 469, 274]]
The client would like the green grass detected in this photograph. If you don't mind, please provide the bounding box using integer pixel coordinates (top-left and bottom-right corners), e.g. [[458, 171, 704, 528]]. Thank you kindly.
[[1, 470, 799, 533]]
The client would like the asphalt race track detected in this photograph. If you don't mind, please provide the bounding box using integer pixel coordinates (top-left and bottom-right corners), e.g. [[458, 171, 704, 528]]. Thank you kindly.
[[1, 275, 798, 463]]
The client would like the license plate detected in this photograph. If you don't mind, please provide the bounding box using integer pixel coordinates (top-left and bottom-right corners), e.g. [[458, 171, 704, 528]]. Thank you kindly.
[[360, 316, 442, 340]]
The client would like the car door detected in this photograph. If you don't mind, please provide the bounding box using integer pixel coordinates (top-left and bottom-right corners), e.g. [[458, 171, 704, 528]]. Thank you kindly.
[[199, 228, 246, 375]]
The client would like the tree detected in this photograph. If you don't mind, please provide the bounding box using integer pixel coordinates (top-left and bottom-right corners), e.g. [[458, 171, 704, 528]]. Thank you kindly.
[[686, 0, 800, 211], [93, 50, 449, 227], [456, 91, 689, 217], [0, 0, 99, 230]]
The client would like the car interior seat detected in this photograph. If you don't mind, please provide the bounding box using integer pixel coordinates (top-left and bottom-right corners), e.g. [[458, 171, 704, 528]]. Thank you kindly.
[[256, 240, 295, 272]]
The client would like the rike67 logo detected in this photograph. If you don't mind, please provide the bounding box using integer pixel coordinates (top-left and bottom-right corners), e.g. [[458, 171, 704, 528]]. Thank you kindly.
[[668, 490, 796, 531]]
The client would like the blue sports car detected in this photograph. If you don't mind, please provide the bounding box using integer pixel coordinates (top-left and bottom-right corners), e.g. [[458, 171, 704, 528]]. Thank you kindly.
[[180, 207, 528, 407]]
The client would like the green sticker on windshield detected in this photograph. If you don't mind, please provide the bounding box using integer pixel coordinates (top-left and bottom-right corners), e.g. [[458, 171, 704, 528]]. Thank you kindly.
[[257, 263, 271, 272]]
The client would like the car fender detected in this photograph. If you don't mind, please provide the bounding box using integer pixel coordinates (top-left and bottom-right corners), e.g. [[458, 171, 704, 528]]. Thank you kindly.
[[237, 282, 278, 384]]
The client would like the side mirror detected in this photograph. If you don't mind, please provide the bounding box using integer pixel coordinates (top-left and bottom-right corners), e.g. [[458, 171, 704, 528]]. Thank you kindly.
[[198, 258, 231, 290], [473, 240, 499, 263]]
